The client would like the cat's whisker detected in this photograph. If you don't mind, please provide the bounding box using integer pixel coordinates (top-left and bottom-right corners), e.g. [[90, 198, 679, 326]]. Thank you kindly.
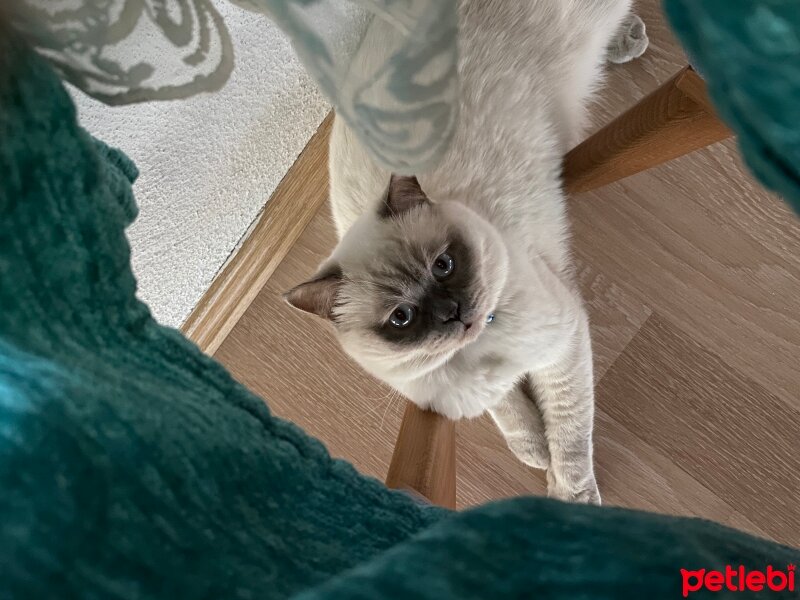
[[379, 389, 402, 431], [363, 386, 400, 420]]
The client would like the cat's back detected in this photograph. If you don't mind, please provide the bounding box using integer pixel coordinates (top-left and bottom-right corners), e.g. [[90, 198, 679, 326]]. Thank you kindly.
[[330, 0, 614, 235], [434, 0, 609, 179]]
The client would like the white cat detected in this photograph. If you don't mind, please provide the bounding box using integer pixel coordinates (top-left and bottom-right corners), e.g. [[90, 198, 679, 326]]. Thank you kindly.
[[286, 0, 647, 504]]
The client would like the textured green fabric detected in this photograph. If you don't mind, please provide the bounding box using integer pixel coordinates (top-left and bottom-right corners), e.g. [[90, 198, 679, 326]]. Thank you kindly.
[[0, 30, 444, 599], [664, 0, 800, 214], [297, 499, 800, 600], [2, 27, 799, 600]]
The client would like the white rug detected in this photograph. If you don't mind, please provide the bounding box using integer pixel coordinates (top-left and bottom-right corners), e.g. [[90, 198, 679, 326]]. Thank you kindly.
[[73, 3, 335, 328]]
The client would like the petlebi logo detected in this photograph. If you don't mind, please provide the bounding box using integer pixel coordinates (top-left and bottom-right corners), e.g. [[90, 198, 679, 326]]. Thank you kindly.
[[681, 564, 795, 597]]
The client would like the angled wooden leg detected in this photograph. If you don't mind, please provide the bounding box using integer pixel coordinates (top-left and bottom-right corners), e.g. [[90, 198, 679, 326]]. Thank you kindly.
[[563, 66, 733, 194], [386, 402, 456, 509]]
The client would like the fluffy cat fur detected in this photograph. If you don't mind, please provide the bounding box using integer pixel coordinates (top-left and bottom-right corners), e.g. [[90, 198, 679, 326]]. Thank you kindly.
[[286, 0, 648, 504]]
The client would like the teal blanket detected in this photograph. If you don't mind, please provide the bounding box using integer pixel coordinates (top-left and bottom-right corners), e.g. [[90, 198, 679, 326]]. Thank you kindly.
[[1, 24, 798, 600], [0, 29, 443, 598]]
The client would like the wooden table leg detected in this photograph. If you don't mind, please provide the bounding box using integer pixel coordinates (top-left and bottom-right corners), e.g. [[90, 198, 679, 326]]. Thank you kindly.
[[563, 66, 733, 194], [386, 402, 456, 509]]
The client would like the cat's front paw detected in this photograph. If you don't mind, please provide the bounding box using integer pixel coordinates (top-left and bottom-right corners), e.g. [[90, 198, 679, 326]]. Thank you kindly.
[[547, 471, 601, 505], [505, 433, 550, 470]]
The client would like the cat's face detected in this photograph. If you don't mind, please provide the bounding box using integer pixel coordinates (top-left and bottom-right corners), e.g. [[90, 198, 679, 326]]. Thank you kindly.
[[285, 175, 508, 381]]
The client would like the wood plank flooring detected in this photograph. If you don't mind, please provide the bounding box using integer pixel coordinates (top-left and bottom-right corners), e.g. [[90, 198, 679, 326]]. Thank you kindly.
[[213, 0, 800, 546]]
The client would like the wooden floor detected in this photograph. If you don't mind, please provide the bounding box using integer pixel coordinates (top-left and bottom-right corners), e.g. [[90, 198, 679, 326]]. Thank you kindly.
[[213, 1, 800, 546]]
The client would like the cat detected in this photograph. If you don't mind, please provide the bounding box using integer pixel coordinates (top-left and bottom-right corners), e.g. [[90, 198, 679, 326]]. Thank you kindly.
[[285, 0, 648, 504]]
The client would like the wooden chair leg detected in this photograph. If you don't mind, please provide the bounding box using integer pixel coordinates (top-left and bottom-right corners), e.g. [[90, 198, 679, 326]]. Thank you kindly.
[[386, 402, 456, 509], [563, 66, 733, 194]]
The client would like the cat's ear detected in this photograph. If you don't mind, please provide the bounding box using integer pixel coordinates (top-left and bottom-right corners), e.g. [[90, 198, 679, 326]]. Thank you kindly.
[[379, 174, 429, 218], [283, 265, 343, 321]]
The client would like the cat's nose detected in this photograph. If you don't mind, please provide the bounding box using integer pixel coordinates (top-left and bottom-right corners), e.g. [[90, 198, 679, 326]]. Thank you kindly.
[[433, 298, 460, 323]]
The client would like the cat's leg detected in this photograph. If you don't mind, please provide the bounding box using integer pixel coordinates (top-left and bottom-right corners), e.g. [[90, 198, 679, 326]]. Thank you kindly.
[[530, 308, 600, 505], [557, 0, 644, 148], [488, 376, 550, 470], [607, 13, 649, 64]]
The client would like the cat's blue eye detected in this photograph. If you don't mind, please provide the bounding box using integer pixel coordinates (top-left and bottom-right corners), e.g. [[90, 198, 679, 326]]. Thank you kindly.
[[389, 303, 415, 328], [432, 252, 455, 279]]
